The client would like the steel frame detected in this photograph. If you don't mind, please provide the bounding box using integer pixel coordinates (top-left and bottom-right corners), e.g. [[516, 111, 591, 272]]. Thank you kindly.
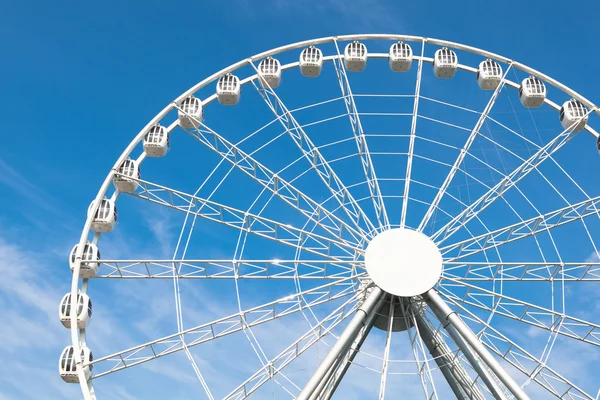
[[69, 34, 600, 400]]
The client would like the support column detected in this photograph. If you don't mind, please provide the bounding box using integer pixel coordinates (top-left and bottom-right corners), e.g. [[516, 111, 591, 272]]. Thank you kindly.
[[297, 286, 385, 400], [425, 289, 530, 400], [415, 311, 485, 400], [320, 306, 377, 400]]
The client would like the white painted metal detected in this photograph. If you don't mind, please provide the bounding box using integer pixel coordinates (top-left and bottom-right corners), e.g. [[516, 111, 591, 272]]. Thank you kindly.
[[432, 107, 595, 244], [216, 73, 241, 105], [59, 292, 92, 329], [300, 46, 323, 77], [433, 47, 458, 78], [418, 64, 511, 232], [560, 98, 588, 131], [224, 294, 360, 400], [65, 34, 600, 400], [88, 197, 117, 233], [258, 57, 281, 88], [365, 229, 442, 297], [69, 242, 100, 278], [476, 59, 503, 90], [445, 294, 594, 399], [59, 345, 93, 383], [389, 41, 413, 72], [518, 76, 546, 107], [400, 40, 425, 229], [89, 276, 362, 378], [296, 286, 384, 400], [112, 158, 139, 193], [344, 41, 367, 72], [332, 39, 389, 231], [177, 96, 203, 128], [143, 124, 169, 157], [415, 312, 481, 400], [426, 289, 531, 400]]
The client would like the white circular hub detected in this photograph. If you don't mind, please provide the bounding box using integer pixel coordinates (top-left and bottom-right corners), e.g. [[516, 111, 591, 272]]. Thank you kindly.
[[365, 228, 442, 297]]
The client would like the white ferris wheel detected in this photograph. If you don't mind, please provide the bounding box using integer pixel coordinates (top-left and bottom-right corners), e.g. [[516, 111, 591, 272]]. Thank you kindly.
[[60, 35, 600, 399]]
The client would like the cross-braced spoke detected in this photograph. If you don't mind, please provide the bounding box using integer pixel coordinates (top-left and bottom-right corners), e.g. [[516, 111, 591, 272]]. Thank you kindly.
[[332, 40, 389, 231], [400, 40, 425, 229], [440, 278, 600, 347], [223, 293, 360, 400], [418, 64, 512, 232], [443, 261, 600, 281], [432, 108, 596, 245], [89, 275, 363, 378], [175, 106, 367, 245], [95, 259, 364, 279], [249, 65, 378, 237], [441, 195, 600, 261], [120, 174, 362, 260], [442, 293, 594, 399]]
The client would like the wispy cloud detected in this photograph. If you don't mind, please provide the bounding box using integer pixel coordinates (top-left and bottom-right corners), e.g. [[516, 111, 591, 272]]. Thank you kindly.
[[237, 0, 399, 32], [0, 158, 76, 227]]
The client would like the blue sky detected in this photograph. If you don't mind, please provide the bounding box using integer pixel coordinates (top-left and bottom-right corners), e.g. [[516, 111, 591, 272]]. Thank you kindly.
[[2, 0, 600, 399]]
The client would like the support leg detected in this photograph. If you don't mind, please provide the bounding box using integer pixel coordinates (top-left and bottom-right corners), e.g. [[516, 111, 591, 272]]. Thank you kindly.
[[415, 310, 486, 400], [320, 306, 378, 400], [297, 287, 385, 400], [425, 289, 530, 400]]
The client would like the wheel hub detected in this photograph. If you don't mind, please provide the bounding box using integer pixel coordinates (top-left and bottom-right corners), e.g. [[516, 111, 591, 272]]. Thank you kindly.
[[365, 228, 442, 297]]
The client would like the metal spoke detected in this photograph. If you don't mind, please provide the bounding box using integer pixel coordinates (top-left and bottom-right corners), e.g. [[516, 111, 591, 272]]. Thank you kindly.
[[443, 261, 600, 281], [249, 66, 377, 237], [418, 64, 512, 232], [89, 275, 363, 378], [405, 299, 439, 400], [432, 108, 595, 244], [175, 106, 367, 245], [414, 311, 487, 400], [297, 286, 385, 400], [121, 174, 362, 260], [95, 259, 364, 279], [401, 40, 425, 229], [378, 296, 395, 400], [443, 294, 594, 400], [332, 39, 389, 231], [223, 293, 360, 400], [440, 278, 600, 346], [441, 195, 600, 261]]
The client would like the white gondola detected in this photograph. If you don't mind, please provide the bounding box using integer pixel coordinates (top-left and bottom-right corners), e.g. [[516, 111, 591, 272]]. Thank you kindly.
[[518, 76, 546, 108], [560, 99, 588, 131], [113, 158, 140, 193], [88, 197, 117, 233], [143, 124, 169, 157], [389, 41, 413, 72], [299, 46, 323, 77], [69, 242, 101, 278], [258, 57, 282, 89], [476, 59, 503, 90], [178, 96, 203, 128], [433, 47, 458, 79], [59, 292, 92, 329], [344, 41, 367, 72], [217, 74, 241, 105], [59, 345, 93, 383]]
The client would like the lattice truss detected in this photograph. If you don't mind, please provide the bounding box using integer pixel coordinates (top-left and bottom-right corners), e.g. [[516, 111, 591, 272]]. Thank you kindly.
[[67, 37, 600, 400]]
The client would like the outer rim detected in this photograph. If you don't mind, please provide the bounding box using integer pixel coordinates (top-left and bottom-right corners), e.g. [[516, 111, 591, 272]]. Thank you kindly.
[[69, 34, 600, 399]]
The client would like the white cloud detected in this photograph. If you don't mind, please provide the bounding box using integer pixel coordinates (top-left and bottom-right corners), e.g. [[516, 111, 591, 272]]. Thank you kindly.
[[236, 0, 399, 32]]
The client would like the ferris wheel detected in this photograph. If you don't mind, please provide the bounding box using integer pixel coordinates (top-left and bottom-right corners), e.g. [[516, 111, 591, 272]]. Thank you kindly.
[[59, 35, 600, 399]]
